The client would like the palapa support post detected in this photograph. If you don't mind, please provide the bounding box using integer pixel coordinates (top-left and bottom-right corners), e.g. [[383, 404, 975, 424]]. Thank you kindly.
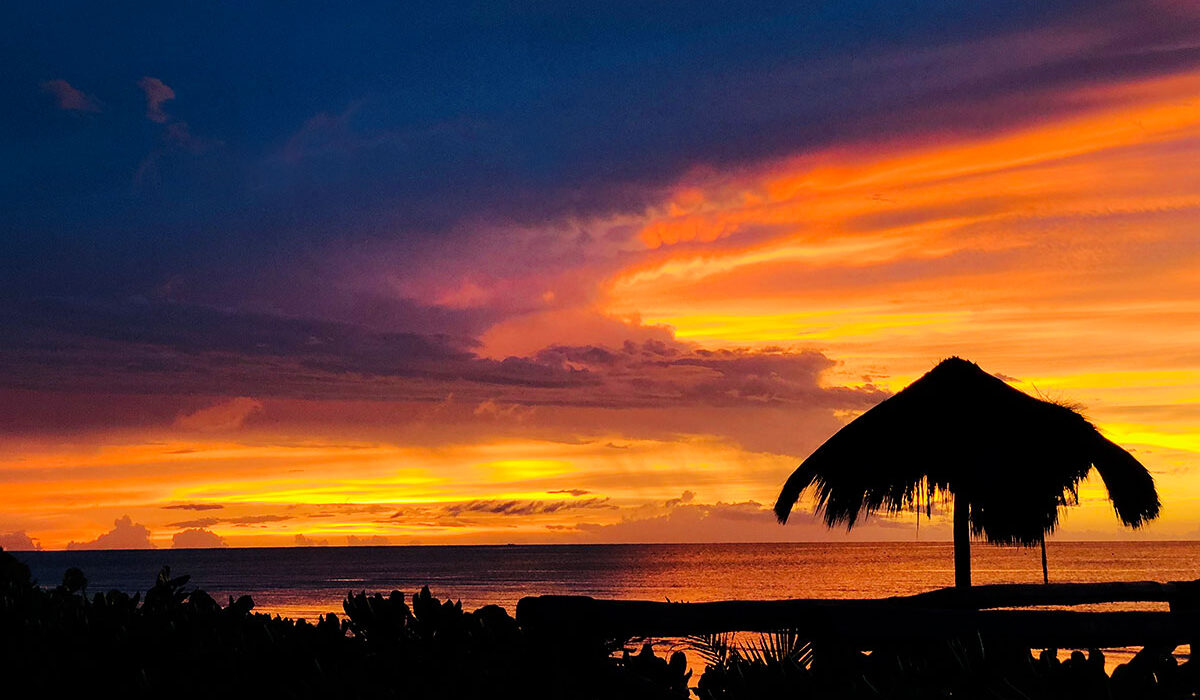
[[954, 495, 971, 589], [1041, 537, 1049, 585]]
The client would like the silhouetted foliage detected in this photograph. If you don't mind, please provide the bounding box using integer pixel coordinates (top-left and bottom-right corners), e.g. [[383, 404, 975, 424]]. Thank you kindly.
[[689, 631, 813, 699], [689, 630, 1197, 700], [5, 546, 1193, 698], [0, 547, 684, 699]]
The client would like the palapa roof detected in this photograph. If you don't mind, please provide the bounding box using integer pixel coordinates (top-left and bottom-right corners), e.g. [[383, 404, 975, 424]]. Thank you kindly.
[[774, 357, 1160, 545]]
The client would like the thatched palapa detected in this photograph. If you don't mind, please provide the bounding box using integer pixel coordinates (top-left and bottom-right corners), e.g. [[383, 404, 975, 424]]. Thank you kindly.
[[774, 357, 1160, 587]]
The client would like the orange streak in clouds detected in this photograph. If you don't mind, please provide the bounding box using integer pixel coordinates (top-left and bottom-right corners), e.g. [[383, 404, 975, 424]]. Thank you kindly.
[[603, 69, 1200, 535], [609, 70, 1200, 350], [0, 434, 795, 548], [629, 71, 1200, 268], [6, 71, 1200, 548]]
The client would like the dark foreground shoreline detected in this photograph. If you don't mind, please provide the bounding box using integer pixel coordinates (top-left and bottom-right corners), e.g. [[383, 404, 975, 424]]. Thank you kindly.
[[2, 549, 1196, 699]]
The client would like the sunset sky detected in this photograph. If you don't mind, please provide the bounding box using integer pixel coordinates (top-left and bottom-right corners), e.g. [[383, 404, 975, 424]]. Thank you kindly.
[[2, 1, 1199, 550]]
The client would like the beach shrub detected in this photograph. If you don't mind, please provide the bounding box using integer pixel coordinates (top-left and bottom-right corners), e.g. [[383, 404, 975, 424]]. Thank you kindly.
[[689, 631, 817, 699], [689, 629, 1197, 700], [9, 547, 1191, 699], [0, 548, 687, 699]]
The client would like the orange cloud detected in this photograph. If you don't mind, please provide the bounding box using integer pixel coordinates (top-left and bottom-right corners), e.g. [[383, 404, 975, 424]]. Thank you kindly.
[[172, 528, 227, 548], [6, 66, 1200, 551], [582, 70, 1200, 541], [67, 515, 154, 550], [604, 71, 1200, 389]]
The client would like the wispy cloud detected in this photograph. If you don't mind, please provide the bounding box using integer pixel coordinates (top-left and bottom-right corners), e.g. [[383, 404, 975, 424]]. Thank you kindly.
[[137, 76, 174, 123], [227, 514, 292, 526], [41, 79, 101, 112], [175, 397, 263, 432], [0, 299, 885, 412], [442, 498, 615, 517], [165, 517, 220, 529], [7, 3, 1200, 548], [166, 513, 292, 529]]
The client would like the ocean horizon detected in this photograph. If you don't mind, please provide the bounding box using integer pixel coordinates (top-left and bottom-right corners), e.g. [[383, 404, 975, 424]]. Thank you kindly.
[[12, 540, 1198, 680], [14, 540, 1199, 620]]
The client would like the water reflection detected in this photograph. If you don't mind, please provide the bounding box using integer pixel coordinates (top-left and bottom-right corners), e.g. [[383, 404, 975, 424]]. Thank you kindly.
[[18, 541, 1200, 621]]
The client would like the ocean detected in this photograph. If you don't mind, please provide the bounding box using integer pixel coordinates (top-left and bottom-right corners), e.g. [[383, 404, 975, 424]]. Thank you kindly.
[[15, 541, 1199, 616], [14, 541, 1197, 671]]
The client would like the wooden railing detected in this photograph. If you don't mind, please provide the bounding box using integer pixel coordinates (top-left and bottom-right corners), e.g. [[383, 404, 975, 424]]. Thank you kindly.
[[516, 580, 1200, 650]]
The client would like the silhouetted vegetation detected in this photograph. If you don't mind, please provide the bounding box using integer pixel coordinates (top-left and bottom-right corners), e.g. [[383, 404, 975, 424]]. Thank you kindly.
[[0, 548, 686, 698], [4, 547, 1196, 698], [687, 630, 1197, 699]]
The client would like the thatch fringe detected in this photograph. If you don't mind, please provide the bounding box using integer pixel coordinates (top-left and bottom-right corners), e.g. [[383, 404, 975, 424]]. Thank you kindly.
[[774, 357, 1160, 546]]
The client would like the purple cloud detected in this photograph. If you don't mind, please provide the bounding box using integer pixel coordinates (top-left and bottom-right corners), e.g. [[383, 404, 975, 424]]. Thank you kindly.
[[443, 498, 615, 517], [175, 397, 263, 431], [227, 514, 292, 526], [41, 79, 101, 112], [166, 518, 220, 529], [0, 300, 887, 453], [137, 76, 175, 123], [575, 497, 939, 543]]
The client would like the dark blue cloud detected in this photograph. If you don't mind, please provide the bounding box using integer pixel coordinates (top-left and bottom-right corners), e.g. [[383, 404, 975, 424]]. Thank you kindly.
[[2, 1, 1197, 313]]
